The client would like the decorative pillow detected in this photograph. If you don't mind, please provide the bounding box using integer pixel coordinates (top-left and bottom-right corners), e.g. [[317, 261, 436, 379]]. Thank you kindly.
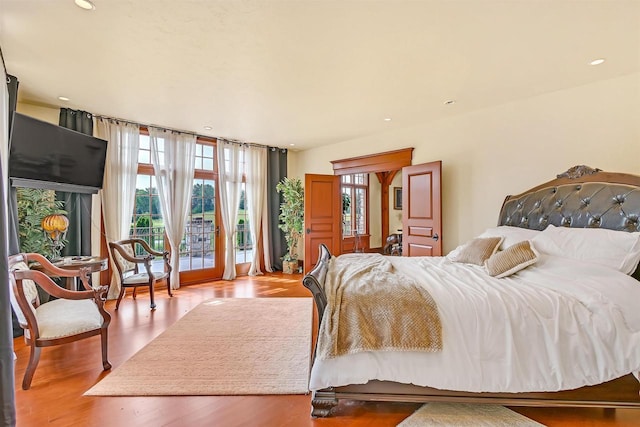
[[485, 240, 539, 278], [531, 224, 640, 274], [448, 237, 504, 265], [478, 226, 541, 250]]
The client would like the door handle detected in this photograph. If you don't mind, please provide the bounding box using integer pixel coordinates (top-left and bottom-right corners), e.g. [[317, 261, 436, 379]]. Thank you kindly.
[[432, 233, 439, 241], [306, 228, 311, 234]]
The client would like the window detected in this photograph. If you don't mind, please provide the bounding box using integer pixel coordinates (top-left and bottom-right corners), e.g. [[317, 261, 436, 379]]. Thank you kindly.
[[132, 132, 219, 274], [341, 173, 368, 237], [221, 147, 252, 265], [183, 141, 216, 269]]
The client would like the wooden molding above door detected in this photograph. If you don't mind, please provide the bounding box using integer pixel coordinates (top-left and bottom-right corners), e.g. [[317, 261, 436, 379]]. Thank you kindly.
[[330, 148, 413, 175]]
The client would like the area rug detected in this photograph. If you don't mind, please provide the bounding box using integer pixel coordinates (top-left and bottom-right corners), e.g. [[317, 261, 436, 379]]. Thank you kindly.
[[84, 297, 313, 396], [397, 403, 546, 427]]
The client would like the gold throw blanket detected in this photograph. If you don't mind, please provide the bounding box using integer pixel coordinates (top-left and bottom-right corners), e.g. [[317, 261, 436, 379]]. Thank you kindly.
[[317, 253, 442, 359]]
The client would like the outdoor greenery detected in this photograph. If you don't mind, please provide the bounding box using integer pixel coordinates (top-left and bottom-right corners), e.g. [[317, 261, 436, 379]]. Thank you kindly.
[[16, 188, 66, 260], [191, 183, 215, 214], [133, 183, 250, 255], [276, 177, 304, 261], [342, 193, 351, 214]]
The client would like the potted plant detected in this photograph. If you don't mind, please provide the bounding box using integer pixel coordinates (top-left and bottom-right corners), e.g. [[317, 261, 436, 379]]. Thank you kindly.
[[276, 177, 304, 274]]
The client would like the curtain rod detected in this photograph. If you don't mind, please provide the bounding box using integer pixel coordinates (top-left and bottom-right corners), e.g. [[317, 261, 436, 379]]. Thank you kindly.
[[93, 113, 277, 150], [93, 114, 199, 137]]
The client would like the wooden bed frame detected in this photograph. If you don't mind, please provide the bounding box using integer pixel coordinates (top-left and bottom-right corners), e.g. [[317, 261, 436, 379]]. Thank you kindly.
[[302, 166, 640, 417]]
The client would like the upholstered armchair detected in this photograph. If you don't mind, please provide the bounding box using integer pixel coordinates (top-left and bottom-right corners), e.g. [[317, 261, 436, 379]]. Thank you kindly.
[[8, 253, 111, 390], [108, 238, 172, 310]]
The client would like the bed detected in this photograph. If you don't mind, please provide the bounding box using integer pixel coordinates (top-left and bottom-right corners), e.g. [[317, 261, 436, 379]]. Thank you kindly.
[[302, 166, 640, 417]]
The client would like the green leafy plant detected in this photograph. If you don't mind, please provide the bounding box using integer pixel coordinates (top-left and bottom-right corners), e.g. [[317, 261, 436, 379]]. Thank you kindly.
[[275, 177, 304, 262], [342, 193, 351, 215], [17, 188, 66, 259]]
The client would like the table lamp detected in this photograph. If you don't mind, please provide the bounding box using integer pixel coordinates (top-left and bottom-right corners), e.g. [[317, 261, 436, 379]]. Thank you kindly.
[[41, 213, 69, 261]]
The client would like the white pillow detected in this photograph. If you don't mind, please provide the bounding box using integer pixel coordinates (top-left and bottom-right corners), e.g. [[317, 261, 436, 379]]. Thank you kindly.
[[479, 226, 541, 250], [531, 224, 640, 274]]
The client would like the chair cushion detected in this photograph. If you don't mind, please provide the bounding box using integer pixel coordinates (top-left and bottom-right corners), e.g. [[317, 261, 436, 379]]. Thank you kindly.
[[9, 261, 39, 326], [35, 299, 103, 340], [122, 271, 169, 285]]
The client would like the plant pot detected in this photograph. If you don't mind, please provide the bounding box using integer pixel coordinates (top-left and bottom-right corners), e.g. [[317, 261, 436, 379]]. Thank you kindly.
[[283, 260, 299, 274]]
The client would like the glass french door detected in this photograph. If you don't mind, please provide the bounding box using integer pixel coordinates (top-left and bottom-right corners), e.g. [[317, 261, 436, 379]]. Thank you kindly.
[[130, 135, 223, 284]]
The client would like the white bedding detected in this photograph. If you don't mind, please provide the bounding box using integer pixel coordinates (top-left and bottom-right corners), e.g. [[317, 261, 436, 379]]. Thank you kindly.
[[308, 254, 640, 392]]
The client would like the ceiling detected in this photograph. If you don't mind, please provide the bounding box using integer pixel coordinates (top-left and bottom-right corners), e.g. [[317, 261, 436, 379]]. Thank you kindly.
[[1, 0, 639, 151]]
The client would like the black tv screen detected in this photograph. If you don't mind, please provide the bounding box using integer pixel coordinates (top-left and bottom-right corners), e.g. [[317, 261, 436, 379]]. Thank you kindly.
[[9, 112, 108, 194]]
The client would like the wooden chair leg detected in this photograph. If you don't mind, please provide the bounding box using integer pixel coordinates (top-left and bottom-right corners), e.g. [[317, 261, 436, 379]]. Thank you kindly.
[[101, 328, 111, 370], [132, 287, 137, 299], [166, 277, 173, 297], [149, 283, 156, 309], [22, 345, 41, 390], [115, 285, 126, 310]]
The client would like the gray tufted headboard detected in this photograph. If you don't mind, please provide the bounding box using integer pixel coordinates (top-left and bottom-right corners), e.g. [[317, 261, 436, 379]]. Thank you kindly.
[[498, 166, 640, 281], [498, 166, 640, 232]]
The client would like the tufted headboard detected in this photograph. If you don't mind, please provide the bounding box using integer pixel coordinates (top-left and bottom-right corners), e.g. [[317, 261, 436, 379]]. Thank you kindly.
[[498, 166, 640, 232]]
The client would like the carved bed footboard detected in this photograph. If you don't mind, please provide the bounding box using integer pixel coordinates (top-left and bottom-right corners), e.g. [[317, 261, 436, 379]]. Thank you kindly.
[[301, 243, 331, 326]]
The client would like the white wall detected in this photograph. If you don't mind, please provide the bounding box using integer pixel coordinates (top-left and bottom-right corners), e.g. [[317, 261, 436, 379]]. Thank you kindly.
[[294, 73, 640, 254], [16, 102, 58, 124]]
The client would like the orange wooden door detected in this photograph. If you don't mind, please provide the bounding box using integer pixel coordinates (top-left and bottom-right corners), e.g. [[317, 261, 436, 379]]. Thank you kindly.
[[304, 174, 341, 273], [402, 161, 442, 256]]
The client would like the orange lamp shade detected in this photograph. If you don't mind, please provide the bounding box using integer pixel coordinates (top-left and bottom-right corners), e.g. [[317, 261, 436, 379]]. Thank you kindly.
[[41, 214, 69, 240]]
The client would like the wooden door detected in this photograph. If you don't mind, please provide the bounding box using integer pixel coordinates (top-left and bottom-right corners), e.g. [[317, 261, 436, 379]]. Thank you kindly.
[[402, 161, 442, 256], [304, 174, 341, 273]]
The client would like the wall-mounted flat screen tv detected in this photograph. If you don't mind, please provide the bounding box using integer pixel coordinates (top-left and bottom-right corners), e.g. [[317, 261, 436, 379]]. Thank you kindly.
[[9, 112, 108, 194]]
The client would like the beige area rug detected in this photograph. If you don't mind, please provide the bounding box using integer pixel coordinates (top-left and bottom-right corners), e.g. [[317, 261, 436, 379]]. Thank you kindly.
[[397, 403, 546, 427], [85, 297, 312, 396]]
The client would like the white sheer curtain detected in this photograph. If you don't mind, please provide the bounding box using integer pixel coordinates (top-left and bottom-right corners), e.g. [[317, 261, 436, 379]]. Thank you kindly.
[[217, 140, 244, 280], [245, 146, 270, 275], [149, 127, 196, 290], [95, 118, 140, 299]]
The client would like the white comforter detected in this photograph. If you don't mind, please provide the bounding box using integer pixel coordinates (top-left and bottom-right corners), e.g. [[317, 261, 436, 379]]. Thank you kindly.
[[308, 254, 640, 392]]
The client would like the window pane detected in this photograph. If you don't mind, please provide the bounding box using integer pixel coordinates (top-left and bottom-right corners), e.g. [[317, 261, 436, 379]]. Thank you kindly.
[[235, 182, 252, 264], [342, 188, 353, 236], [183, 179, 216, 270], [132, 173, 166, 272]]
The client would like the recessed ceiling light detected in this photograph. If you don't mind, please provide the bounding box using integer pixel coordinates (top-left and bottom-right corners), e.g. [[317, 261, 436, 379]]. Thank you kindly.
[[289, 143, 295, 146], [58, 96, 70, 101], [444, 100, 456, 105], [74, 0, 95, 10], [203, 126, 213, 130], [590, 58, 605, 66], [384, 118, 392, 122]]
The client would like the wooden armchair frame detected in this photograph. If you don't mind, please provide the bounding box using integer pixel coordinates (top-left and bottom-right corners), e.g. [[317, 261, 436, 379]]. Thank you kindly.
[[9, 253, 111, 390], [108, 238, 172, 310]]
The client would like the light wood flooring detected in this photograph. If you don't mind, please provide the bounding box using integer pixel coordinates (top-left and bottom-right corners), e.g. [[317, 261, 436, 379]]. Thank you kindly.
[[12, 273, 640, 426]]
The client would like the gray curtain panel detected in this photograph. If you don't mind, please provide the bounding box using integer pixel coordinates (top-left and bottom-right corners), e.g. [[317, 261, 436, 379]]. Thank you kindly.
[[0, 152, 17, 426], [6, 75, 22, 341], [57, 108, 93, 256], [6, 75, 19, 256], [267, 147, 288, 271]]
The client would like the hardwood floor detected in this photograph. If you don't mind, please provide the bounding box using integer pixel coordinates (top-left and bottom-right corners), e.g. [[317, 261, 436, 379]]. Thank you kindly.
[[12, 273, 640, 426]]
